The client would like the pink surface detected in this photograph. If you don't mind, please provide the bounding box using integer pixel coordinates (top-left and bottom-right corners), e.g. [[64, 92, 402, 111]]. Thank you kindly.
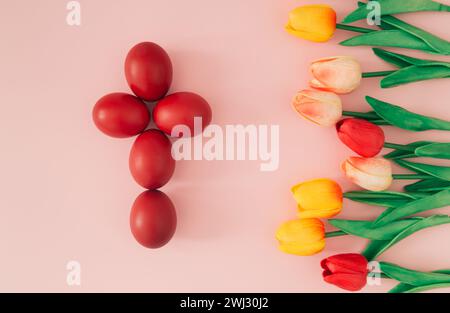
[[0, 0, 449, 292]]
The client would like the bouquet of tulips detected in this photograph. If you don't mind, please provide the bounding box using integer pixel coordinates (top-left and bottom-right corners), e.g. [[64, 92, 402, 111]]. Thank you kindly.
[[277, 1, 450, 293]]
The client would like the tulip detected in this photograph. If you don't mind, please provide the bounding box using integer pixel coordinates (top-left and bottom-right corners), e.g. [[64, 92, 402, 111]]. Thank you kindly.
[[285, 5, 337, 43], [336, 118, 385, 157], [292, 89, 342, 127], [321, 253, 368, 292], [275, 219, 325, 256], [342, 157, 393, 191], [309, 56, 362, 94], [291, 178, 343, 219]]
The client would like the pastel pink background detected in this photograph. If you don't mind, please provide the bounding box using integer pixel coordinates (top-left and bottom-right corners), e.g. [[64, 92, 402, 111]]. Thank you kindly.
[[0, 0, 449, 292]]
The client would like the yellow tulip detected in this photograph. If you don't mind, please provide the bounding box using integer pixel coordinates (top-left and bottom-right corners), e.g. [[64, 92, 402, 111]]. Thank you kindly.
[[276, 218, 325, 256], [285, 5, 337, 42], [292, 178, 343, 219]]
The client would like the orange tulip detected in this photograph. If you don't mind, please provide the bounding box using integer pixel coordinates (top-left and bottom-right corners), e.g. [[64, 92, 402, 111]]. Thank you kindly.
[[292, 179, 343, 219], [285, 5, 337, 42], [292, 89, 342, 127], [276, 218, 325, 256], [309, 56, 362, 94], [342, 157, 393, 191]]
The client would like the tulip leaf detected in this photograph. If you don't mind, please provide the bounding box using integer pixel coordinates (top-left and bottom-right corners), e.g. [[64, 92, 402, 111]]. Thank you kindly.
[[389, 270, 450, 293], [366, 96, 450, 131], [404, 179, 450, 193], [374, 189, 450, 226], [344, 191, 421, 207], [340, 30, 437, 53], [373, 48, 450, 68], [365, 215, 450, 260], [381, 65, 450, 88], [415, 143, 450, 159], [395, 159, 450, 181], [328, 218, 420, 240], [384, 141, 433, 159], [380, 261, 450, 286], [380, 15, 450, 55], [342, 0, 450, 24]]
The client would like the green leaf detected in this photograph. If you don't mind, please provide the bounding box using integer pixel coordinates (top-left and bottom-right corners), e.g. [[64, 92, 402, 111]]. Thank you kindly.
[[381, 65, 450, 88], [390, 270, 450, 293], [395, 159, 450, 181], [373, 48, 450, 68], [366, 96, 450, 131], [381, 15, 450, 55], [384, 141, 433, 159], [340, 30, 437, 53], [381, 261, 450, 286], [344, 191, 421, 207], [415, 143, 450, 159], [374, 189, 450, 226], [367, 215, 450, 259], [404, 179, 450, 193], [328, 218, 420, 240], [343, 0, 450, 24]]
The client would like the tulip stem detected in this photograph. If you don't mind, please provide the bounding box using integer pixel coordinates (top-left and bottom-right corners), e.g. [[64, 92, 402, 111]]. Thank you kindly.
[[362, 71, 397, 78], [325, 230, 347, 238], [336, 23, 375, 33], [393, 174, 432, 180], [342, 111, 380, 120]]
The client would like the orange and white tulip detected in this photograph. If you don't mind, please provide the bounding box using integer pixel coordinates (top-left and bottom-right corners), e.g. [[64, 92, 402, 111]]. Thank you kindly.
[[292, 89, 342, 127], [285, 5, 337, 42], [309, 56, 362, 94], [276, 218, 326, 256], [292, 178, 343, 219], [342, 157, 393, 191]]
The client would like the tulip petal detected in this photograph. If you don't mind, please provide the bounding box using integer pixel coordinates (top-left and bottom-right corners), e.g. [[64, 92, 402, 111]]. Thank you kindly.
[[323, 273, 367, 291], [342, 157, 393, 191]]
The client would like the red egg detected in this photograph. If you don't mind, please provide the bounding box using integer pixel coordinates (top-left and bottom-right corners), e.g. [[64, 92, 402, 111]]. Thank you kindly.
[[125, 42, 173, 101], [129, 129, 175, 189], [92, 93, 150, 138], [130, 190, 177, 249], [153, 92, 212, 137]]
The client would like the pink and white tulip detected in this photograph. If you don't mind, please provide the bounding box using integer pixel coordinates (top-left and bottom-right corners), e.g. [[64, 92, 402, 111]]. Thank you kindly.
[[309, 56, 362, 94], [292, 89, 342, 127], [342, 157, 393, 191]]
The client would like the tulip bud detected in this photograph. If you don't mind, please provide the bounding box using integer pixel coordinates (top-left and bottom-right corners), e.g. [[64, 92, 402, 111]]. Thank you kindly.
[[285, 5, 337, 42], [292, 89, 342, 127], [321, 253, 368, 291], [336, 118, 385, 157], [292, 178, 343, 219], [276, 219, 325, 256], [342, 157, 393, 191], [309, 56, 362, 94]]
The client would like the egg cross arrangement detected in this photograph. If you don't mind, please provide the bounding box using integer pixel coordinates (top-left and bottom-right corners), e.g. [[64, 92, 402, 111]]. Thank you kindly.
[[92, 42, 212, 249]]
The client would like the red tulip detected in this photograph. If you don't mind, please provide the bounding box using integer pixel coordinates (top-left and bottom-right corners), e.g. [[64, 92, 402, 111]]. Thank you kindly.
[[336, 118, 385, 157], [321, 253, 368, 292]]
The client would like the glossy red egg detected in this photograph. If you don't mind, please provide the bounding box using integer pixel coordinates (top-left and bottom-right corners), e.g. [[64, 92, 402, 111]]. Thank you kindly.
[[125, 42, 173, 101], [92, 93, 150, 138], [153, 92, 212, 137], [129, 129, 175, 189], [130, 190, 177, 249]]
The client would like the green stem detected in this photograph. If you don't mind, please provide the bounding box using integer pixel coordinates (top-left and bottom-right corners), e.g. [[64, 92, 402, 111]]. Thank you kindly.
[[362, 70, 396, 78], [383, 142, 413, 151], [325, 230, 347, 238], [393, 174, 432, 180], [342, 111, 380, 120], [336, 23, 375, 33]]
